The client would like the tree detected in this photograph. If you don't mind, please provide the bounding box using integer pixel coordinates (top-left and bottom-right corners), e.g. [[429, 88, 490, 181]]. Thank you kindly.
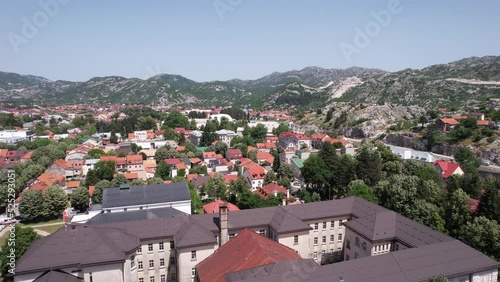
[[177, 169, 186, 178], [324, 108, 334, 123], [70, 187, 89, 211], [85, 161, 115, 186], [301, 155, 331, 196], [277, 163, 295, 181], [137, 116, 157, 130], [454, 147, 481, 174], [109, 131, 118, 144], [155, 161, 171, 180], [418, 115, 428, 127], [200, 120, 217, 146], [272, 123, 290, 136], [131, 179, 144, 186], [356, 142, 383, 186], [147, 177, 164, 185], [416, 164, 441, 185], [130, 143, 142, 154], [459, 216, 500, 261], [347, 180, 375, 202], [164, 110, 189, 129], [92, 180, 112, 204], [477, 176, 500, 222], [19, 190, 46, 221], [154, 145, 172, 163], [0, 227, 41, 279], [189, 182, 203, 213], [277, 176, 291, 189], [442, 188, 472, 238], [111, 174, 128, 187], [250, 124, 268, 142], [215, 141, 228, 156], [270, 149, 280, 172], [44, 185, 67, 218], [264, 171, 277, 185]]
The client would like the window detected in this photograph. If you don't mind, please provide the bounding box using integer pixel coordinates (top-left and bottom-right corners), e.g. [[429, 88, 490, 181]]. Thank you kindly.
[[229, 233, 235, 239], [338, 233, 342, 241], [160, 275, 166, 282], [191, 250, 197, 261], [322, 236, 326, 244], [159, 242, 164, 251], [293, 235, 298, 245], [313, 251, 318, 259], [346, 239, 350, 249], [160, 258, 165, 267], [322, 222, 327, 229], [354, 252, 359, 259], [171, 273, 176, 281], [314, 223, 318, 230], [331, 221, 335, 229], [170, 241, 175, 249], [131, 256, 135, 269], [138, 261, 143, 270], [395, 244, 399, 251], [321, 250, 326, 258], [258, 230, 266, 236], [330, 249, 334, 257], [191, 268, 197, 278], [355, 237, 360, 247], [362, 241, 366, 250], [137, 246, 142, 254], [89, 272, 93, 282], [170, 257, 176, 265], [314, 237, 318, 245], [150, 277, 154, 282], [330, 235, 334, 242], [337, 247, 342, 255], [149, 260, 154, 269], [148, 244, 153, 252], [139, 278, 144, 282], [339, 220, 344, 227]]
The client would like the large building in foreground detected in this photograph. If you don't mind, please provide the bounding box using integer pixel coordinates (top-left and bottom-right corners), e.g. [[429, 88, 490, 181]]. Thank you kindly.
[[13, 197, 499, 282]]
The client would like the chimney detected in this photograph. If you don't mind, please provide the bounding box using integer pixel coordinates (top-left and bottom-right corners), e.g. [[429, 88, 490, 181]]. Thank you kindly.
[[282, 198, 287, 206], [286, 189, 290, 199], [219, 203, 229, 247]]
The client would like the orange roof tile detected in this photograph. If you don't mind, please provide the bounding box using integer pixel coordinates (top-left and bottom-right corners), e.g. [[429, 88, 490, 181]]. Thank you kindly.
[[203, 200, 240, 214], [123, 172, 138, 180]]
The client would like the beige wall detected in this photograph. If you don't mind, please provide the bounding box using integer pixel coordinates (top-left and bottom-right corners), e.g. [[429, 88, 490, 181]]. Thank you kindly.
[[177, 244, 216, 282], [305, 217, 348, 264], [277, 230, 310, 258]]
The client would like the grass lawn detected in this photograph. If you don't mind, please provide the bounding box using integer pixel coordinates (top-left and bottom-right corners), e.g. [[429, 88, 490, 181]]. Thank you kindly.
[[35, 223, 65, 234], [17, 218, 64, 228], [0, 231, 10, 247]]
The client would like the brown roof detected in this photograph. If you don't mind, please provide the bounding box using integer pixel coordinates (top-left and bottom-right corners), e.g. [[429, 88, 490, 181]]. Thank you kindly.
[[15, 226, 139, 275], [196, 229, 300, 282]]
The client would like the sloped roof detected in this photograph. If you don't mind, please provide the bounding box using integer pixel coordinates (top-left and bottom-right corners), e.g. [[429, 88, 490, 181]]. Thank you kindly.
[[15, 226, 139, 275], [33, 270, 83, 282], [203, 200, 240, 214], [269, 206, 310, 234], [175, 217, 216, 249], [433, 160, 462, 178], [87, 207, 187, 225], [102, 183, 190, 209], [439, 118, 459, 125], [196, 229, 301, 282]]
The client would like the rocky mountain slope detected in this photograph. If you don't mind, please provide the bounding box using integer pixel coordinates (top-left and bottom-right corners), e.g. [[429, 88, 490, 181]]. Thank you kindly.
[[1, 56, 499, 109]]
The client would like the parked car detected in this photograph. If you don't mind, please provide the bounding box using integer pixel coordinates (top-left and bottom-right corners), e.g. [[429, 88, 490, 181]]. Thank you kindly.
[[0, 218, 19, 225]]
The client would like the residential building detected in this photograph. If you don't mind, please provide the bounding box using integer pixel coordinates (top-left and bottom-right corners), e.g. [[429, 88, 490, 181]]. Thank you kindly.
[[127, 155, 144, 172], [434, 160, 464, 179], [203, 200, 240, 214], [243, 166, 266, 191], [215, 130, 239, 146]]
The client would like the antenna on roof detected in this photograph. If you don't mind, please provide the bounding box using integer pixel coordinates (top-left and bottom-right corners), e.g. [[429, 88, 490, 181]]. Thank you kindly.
[[339, 275, 345, 282]]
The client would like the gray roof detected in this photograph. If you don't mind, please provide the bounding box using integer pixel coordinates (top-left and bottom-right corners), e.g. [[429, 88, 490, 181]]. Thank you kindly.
[[33, 270, 83, 282], [101, 183, 190, 209], [15, 226, 139, 275], [345, 210, 452, 247], [226, 240, 500, 282], [269, 206, 311, 234], [86, 207, 187, 225]]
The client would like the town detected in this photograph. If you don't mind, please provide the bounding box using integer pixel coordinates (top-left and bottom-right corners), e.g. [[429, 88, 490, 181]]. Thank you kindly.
[[0, 102, 498, 282]]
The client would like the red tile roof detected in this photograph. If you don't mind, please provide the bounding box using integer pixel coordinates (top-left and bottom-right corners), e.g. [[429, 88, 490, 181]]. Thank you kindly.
[[226, 149, 243, 160], [123, 172, 138, 180], [324, 137, 349, 147], [196, 229, 300, 282], [66, 181, 80, 188], [126, 155, 143, 164], [203, 200, 240, 214], [434, 160, 462, 179], [246, 166, 266, 180], [256, 152, 274, 165], [439, 118, 459, 125], [224, 174, 239, 185], [164, 158, 181, 165], [254, 183, 287, 199], [203, 152, 217, 159], [477, 120, 491, 126]]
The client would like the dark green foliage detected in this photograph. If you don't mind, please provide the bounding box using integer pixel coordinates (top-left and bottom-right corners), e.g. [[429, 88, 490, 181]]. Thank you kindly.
[[477, 176, 500, 222], [0, 227, 41, 279], [70, 187, 89, 211], [86, 161, 115, 186]]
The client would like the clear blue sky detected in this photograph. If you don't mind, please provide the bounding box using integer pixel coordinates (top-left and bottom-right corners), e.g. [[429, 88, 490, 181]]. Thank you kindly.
[[1, 0, 499, 82]]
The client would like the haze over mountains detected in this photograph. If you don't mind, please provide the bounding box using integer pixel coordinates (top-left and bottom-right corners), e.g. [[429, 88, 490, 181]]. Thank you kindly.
[[1, 56, 499, 109]]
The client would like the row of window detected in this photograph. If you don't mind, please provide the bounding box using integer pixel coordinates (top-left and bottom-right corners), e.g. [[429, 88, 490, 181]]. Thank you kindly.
[[137, 274, 171, 282], [312, 248, 342, 259], [313, 220, 345, 231], [314, 233, 343, 245], [133, 257, 176, 270], [137, 242, 174, 254]]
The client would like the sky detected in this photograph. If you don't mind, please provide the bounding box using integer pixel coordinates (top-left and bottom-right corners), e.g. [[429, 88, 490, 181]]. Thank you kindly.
[[1, 0, 499, 82]]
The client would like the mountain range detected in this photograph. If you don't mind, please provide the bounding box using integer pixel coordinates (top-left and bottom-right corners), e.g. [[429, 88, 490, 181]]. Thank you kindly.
[[1, 56, 499, 109]]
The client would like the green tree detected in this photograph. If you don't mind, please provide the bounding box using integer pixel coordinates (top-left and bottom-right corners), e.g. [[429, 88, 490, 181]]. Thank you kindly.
[[356, 142, 383, 186], [301, 155, 331, 197], [250, 124, 268, 142], [44, 185, 68, 218], [19, 190, 46, 221], [477, 176, 500, 222], [155, 161, 171, 180], [0, 227, 41, 279], [86, 148, 105, 159], [418, 115, 428, 127], [92, 179, 112, 204], [111, 174, 128, 187], [137, 116, 157, 130], [154, 145, 173, 163], [147, 177, 164, 185], [109, 131, 118, 144], [459, 216, 500, 261], [130, 143, 142, 154], [70, 187, 89, 211], [277, 163, 295, 181], [454, 147, 481, 174], [442, 188, 472, 238], [214, 141, 228, 156], [347, 180, 375, 202], [164, 110, 189, 129], [264, 171, 277, 185], [131, 179, 144, 186], [272, 123, 290, 136], [86, 161, 115, 186], [189, 182, 203, 213]]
